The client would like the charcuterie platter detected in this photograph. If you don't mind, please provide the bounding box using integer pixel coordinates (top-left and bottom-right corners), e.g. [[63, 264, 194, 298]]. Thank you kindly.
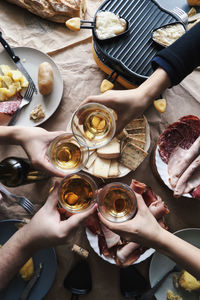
[[154, 115, 200, 199]]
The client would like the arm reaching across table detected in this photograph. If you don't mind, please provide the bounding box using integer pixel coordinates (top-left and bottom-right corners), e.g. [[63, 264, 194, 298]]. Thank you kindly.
[[0, 183, 97, 290], [81, 22, 200, 134]]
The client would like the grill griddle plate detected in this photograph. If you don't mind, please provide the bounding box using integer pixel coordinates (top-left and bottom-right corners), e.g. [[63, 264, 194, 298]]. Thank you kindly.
[[93, 0, 184, 86]]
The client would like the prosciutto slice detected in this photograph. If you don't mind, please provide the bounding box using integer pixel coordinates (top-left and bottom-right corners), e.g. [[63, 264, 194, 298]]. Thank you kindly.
[[100, 223, 120, 249]]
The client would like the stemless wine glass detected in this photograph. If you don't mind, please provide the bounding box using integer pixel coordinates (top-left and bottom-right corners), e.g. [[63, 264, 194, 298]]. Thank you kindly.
[[58, 172, 98, 214], [97, 182, 137, 223], [47, 133, 89, 174], [71, 102, 116, 149]]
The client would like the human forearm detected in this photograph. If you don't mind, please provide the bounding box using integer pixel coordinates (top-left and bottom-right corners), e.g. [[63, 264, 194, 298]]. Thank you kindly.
[[0, 126, 25, 145], [155, 228, 200, 279], [0, 225, 37, 290], [136, 67, 171, 107]]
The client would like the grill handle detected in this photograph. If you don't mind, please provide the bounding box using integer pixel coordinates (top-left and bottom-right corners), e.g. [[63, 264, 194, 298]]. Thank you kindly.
[[100, 71, 118, 93]]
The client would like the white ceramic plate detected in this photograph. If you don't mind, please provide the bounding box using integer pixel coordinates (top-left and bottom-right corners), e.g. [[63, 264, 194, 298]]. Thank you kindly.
[[66, 116, 151, 179], [86, 228, 155, 265], [0, 46, 63, 126], [155, 145, 192, 198], [150, 228, 200, 300]]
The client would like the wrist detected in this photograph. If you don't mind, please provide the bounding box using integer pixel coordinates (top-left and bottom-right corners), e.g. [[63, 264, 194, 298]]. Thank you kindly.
[[138, 67, 171, 104]]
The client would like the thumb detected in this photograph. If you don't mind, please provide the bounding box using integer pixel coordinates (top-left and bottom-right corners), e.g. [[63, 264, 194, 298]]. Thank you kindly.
[[63, 204, 97, 231], [45, 181, 60, 209], [135, 193, 148, 212]]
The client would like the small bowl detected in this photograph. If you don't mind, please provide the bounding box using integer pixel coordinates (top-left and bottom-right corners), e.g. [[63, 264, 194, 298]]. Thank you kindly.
[[151, 21, 186, 47], [47, 133, 89, 174], [58, 172, 98, 214], [97, 182, 137, 223], [71, 102, 116, 149]]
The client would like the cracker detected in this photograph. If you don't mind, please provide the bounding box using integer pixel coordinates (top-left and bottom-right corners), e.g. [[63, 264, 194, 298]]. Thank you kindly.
[[119, 142, 147, 171]]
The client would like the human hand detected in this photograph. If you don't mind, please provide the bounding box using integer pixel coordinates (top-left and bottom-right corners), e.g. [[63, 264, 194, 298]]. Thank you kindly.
[[98, 193, 164, 248], [24, 182, 97, 250], [16, 126, 66, 176], [82, 88, 151, 134]]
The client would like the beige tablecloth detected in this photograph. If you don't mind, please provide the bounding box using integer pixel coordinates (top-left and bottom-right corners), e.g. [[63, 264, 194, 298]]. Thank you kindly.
[[0, 1, 200, 299]]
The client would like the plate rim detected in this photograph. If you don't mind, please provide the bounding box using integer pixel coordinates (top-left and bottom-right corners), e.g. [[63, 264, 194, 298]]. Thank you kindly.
[[86, 227, 155, 265], [0, 46, 63, 127], [154, 145, 192, 198]]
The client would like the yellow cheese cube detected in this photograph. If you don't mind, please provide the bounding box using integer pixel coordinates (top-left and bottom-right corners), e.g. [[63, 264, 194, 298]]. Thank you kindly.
[[153, 98, 166, 113], [19, 257, 34, 281]]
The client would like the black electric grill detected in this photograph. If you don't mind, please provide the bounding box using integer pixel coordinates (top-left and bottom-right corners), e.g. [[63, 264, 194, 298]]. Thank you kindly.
[[92, 0, 183, 86]]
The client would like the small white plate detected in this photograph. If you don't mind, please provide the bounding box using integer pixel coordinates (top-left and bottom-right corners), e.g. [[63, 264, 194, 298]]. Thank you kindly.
[[0, 46, 63, 126], [155, 145, 192, 198], [86, 228, 155, 265], [150, 228, 200, 300]]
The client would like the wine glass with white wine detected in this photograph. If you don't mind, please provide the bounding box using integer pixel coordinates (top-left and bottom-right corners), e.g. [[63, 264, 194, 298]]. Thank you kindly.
[[47, 133, 89, 174], [58, 172, 97, 214], [97, 182, 137, 223], [71, 103, 116, 149]]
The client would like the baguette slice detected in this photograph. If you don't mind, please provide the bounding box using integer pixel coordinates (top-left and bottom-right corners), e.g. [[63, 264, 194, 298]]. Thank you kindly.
[[85, 151, 97, 169], [108, 159, 119, 177], [119, 142, 147, 171], [97, 138, 120, 159], [93, 157, 111, 178]]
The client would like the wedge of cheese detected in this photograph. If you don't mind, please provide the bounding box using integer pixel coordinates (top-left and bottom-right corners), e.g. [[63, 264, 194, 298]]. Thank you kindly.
[[97, 138, 120, 159], [119, 142, 147, 171], [108, 159, 119, 177], [93, 157, 111, 178], [85, 151, 97, 169]]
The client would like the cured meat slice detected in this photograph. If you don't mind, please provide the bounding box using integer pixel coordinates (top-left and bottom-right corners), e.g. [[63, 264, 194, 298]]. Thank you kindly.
[[100, 223, 120, 249], [130, 179, 158, 206], [0, 100, 21, 115], [84, 212, 101, 235], [158, 115, 200, 164], [158, 128, 183, 163], [192, 185, 200, 200], [174, 154, 200, 197], [184, 170, 200, 194], [168, 136, 200, 188], [130, 180, 146, 194]]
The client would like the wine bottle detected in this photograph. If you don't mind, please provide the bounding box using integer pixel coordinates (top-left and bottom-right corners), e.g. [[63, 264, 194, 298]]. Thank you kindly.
[[0, 157, 49, 187]]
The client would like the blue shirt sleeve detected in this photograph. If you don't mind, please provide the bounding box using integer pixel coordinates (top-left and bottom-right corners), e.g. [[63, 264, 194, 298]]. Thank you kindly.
[[151, 22, 200, 86]]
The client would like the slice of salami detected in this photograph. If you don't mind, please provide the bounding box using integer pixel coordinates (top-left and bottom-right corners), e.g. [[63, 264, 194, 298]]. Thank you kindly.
[[0, 93, 22, 116], [158, 115, 200, 163], [0, 100, 21, 115], [158, 128, 183, 163]]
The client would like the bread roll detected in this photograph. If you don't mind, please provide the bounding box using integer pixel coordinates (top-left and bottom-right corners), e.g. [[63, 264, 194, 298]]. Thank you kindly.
[[6, 0, 86, 23]]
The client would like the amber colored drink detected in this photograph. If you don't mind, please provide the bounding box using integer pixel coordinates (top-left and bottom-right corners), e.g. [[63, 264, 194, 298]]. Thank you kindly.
[[71, 103, 116, 149], [58, 172, 97, 214], [48, 134, 89, 174], [98, 183, 137, 222]]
